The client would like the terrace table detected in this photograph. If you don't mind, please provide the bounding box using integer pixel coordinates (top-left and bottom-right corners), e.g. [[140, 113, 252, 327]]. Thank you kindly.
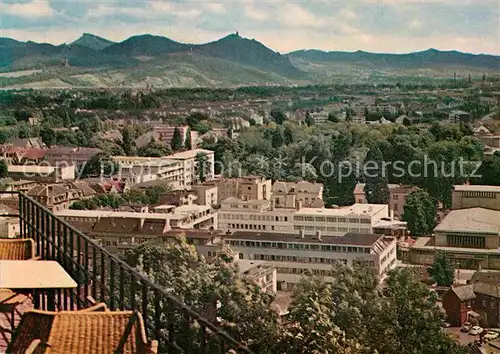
[[0, 260, 77, 311]]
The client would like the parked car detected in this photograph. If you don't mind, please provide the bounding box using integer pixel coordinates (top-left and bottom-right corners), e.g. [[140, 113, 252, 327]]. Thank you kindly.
[[469, 326, 484, 335], [484, 331, 499, 341], [441, 322, 451, 328], [461, 322, 472, 332]]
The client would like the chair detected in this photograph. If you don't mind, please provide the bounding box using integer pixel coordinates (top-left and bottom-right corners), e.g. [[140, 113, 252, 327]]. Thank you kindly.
[[7, 309, 158, 353], [0, 289, 29, 344], [0, 238, 38, 260]]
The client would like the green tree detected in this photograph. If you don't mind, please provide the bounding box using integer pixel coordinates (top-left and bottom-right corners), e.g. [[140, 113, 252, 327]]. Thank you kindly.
[[280, 274, 361, 354], [171, 127, 184, 152], [195, 152, 208, 183], [402, 188, 437, 237], [82, 152, 118, 178], [472, 154, 500, 185], [270, 109, 286, 125], [428, 251, 455, 286], [184, 127, 192, 150], [121, 125, 136, 156], [124, 241, 279, 353], [271, 128, 284, 149], [327, 112, 339, 123], [363, 146, 389, 204], [283, 126, 293, 145], [304, 111, 314, 127], [0, 160, 8, 179], [137, 139, 172, 157]]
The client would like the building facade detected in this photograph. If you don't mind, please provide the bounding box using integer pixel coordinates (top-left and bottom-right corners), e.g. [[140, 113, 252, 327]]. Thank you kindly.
[[218, 199, 392, 237], [452, 185, 500, 211], [271, 181, 324, 208], [201, 176, 271, 203], [219, 231, 397, 290], [168, 149, 215, 187]]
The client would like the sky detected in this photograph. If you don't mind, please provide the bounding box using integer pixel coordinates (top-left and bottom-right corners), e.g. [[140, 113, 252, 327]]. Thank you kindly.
[[1, 0, 499, 55]]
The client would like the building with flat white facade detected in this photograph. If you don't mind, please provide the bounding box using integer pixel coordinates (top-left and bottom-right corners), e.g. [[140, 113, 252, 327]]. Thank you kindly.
[[168, 149, 215, 186], [218, 198, 391, 237], [222, 231, 397, 289], [113, 156, 183, 187]]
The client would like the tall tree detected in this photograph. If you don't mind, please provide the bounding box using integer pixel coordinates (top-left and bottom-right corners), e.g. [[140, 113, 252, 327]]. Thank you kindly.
[[184, 127, 192, 150], [195, 152, 208, 183], [428, 251, 455, 286], [363, 146, 389, 204], [304, 111, 314, 127], [283, 126, 293, 145], [271, 128, 284, 149], [402, 188, 437, 237], [171, 126, 183, 152], [0, 160, 8, 179], [121, 125, 136, 156]]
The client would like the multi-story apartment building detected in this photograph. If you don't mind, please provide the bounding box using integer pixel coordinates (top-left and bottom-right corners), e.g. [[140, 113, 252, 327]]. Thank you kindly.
[[201, 176, 271, 203], [219, 231, 397, 289], [452, 185, 500, 211], [113, 156, 184, 187], [218, 198, 392, 237], [168, 149, 215, 186], [271, 181, 324, 208]]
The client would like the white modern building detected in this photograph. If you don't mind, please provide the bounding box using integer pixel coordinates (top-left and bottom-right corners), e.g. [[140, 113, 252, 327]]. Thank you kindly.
[[218, 198, 392, 237], [168, 149, 215, 186], [113, 156, 184, 187], [222, 231, 397, 289]]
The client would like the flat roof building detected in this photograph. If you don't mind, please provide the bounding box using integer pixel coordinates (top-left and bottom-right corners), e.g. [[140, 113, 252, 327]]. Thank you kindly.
[[218, 231, 397, 290]]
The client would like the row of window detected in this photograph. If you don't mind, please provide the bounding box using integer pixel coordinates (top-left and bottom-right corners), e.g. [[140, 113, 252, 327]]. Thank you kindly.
[[293, 216, 371, 224], [460, 191, 498, 199], [220, 214, 372, 224], [293, 225, 371, 233], [220, 214, 288, 221], [275, 267, 336, 277], [254, 253, 349, 264], [228, 240, 372, 253], [227, 223, 273, 231]]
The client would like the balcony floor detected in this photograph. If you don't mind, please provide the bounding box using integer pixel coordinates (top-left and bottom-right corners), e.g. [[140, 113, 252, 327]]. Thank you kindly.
[[0, 297, 34, 352]]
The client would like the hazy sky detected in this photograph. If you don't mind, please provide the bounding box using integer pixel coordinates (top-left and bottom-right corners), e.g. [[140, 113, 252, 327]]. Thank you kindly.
[[2, 0, 499, 54]]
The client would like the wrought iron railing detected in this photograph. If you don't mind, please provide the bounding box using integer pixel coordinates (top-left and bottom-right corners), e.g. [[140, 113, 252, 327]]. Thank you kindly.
[[3, 191, 252, 353]]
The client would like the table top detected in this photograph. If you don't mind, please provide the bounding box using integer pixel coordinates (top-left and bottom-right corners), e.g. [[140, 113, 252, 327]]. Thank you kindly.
[[0, 260, 77, 289]]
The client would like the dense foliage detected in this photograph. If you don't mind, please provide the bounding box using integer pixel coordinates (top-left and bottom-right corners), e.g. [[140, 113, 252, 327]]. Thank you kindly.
[[124, 241, 466, 353]]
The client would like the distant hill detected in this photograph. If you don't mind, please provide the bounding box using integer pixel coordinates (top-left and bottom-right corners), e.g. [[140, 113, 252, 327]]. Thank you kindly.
[[288, 48, 500, 70], [103, 34, 189, 57], [70, 33, 115, 51], [1, 32, 499, 88], [195, 33, 303, 77]]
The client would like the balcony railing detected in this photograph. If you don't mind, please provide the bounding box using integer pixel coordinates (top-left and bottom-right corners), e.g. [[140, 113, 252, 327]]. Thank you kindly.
[[3, 191, 252, 353]]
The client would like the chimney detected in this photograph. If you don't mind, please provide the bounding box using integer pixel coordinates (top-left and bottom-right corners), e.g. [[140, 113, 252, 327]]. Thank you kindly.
[[299, 230, 305, 239], [295, 200, 302, 211], [315, 230, 322, 240]]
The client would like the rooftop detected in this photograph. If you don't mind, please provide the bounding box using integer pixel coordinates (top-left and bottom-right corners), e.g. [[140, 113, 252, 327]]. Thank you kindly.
[[168, 149, 214, 160], [434, 207, 500, 234], [296, 204, 387, 217], [224, 231, 389, 247], [54, 209, 170, 220], [453, 185, 500, 193]]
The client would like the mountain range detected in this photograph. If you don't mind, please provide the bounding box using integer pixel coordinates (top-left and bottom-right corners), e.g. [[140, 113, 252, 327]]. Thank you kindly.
[[0, 32, 499, 88]]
